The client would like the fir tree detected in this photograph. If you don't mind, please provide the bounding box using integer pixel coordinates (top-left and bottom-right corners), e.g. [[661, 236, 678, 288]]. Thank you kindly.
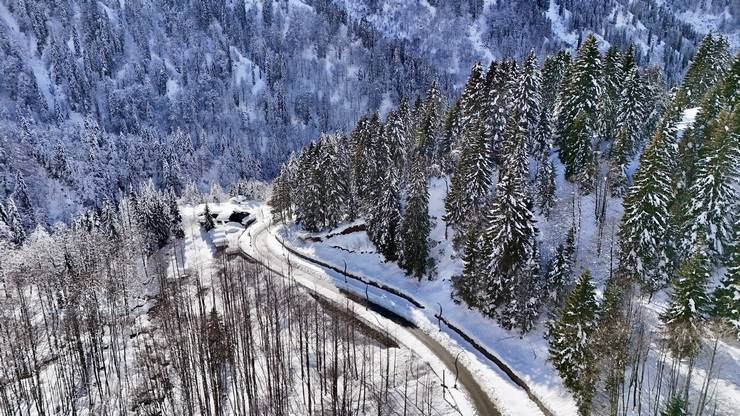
[[367, 167, 402, 262], [455, 226, 488, 307], [661, 396, 688, 416], [202, 203, 215, 232], [483, 112, 538, 314], [557, 34, 601, 184], [712, 223, 739, 338], [684, 107, 739, 263], [482, 61, 508, 165], [400, 155, 431, 279], [545, 229, 575, 305], [661, 246, 711, 359], [548, 270, 599, 415], [676, 33, 731, 108], [168, 194, 185, 240], [619, 110, 680, 292], [541, 50, 571, 116], [514, 51, 542, 154], [535, 158, 556, 218]]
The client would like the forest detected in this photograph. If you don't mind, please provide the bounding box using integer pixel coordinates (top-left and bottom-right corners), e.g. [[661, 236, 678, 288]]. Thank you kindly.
[[0, 0, 738, 415], [270, 33, 738, 415]]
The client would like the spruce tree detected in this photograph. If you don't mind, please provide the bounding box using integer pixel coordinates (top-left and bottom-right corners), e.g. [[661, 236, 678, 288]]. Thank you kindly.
[[661, 397, 688, 416], [514, 51, 542, 154], [535, 158, 556, 218], [455, 226, 488, 307], [676, 33, 731, 109], [557, 34, 601, 184], [548, 270, 599, 415], [367, 167, 402, 262], [684, 107, 739, 263], [202, 203, 215, 232], [545, 229, 575, 305], [619, 110, 680, 292], [661, 246, 711, 359], [483, 113, 538, 314], [400, 155, 431, 279], [482, 61, 509, 164], [712, 221, 739, 338]]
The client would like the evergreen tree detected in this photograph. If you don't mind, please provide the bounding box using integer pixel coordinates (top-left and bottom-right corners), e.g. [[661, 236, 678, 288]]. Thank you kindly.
[[482, 61, 508, 164], [541, 50, 571, 116], [535, 158, 556, 218], [545, 228, 575, 305], [400, 155, 431, 279], [455, 226, 488, 307], [609, 64, 646, 196], [619, 110, 680, 292], [676, 33, 731, 108], [684, 107, 739, 263], [169, 194, 185, 239], [517, 51, 542, 154], [598, 45, 624, 144], [483, 112, 538, 314], [11, 172, 35, 232], [712, 219, 739, 338], [661, 396, 688, 416], [548, 270, 599, 415], [5, 198, 27, 245], [367, 167, 402, 262], [557, 34, 601, 185], [444, 63, 492, 230], [203, 203, 215, 232], [661, 246, 711, 359]]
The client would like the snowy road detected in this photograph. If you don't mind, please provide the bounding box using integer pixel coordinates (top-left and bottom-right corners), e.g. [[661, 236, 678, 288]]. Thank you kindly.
[[238, 207, 545, 416]]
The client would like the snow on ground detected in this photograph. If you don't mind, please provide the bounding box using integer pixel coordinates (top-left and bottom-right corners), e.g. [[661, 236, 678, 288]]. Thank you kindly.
[[186, 198, 473, 415], [241, 179, 571, 415], [249, 169, 740, 415]]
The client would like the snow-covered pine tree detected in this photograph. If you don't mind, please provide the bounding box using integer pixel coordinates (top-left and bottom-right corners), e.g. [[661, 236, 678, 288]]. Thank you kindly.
[[202, 203, 215, 232], [514, 51, 542, 155], [597, 45, 624, 145], [661, 246, 711, 359], [661, 396, 688, 416], [438, 100, 461, 173], [11, 172, 35, 232], [545, 229, 575, 305], [619, 110, 680, 293], [541, 49, 571, 116], [383, 109, 408, 174], [609, 64, 646, 196], [614, 65, 646, 160], [456, 62, 486, 154], [168, 193, 185, 240], [367, 166, 402, 262], [535, 157, 556, 218], [548, 269, 599, 416], [0, 201, 13, 243], [482, 61, 509, 165], [675, 33, 732, 109], [684, 106, 739, 264], [400, 155, 431, 279], [455, 226, 488, 307], [499, 242, 542, 334], [483, 111, 538, 315], [417, 82, 443, 166], [557, 34, 601, 185], [712, 218, 739, 338]]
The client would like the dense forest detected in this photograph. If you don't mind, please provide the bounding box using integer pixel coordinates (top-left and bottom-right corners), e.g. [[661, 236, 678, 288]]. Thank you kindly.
[[270, 33, 739, 415], [0, 0, 734, 228]]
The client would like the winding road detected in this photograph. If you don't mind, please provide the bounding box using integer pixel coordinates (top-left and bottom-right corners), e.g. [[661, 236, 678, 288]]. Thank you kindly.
[[237, 208, 544, 416]]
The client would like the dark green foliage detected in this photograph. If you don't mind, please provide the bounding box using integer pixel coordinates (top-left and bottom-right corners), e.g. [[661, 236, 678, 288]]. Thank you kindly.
[[548, 270, 599, 415], [400, 156, 431, 279], [203, 203, 215, 232], [661, 247, 711, 359], [661, 396, 688, 416], [558, 34, 601, 185]]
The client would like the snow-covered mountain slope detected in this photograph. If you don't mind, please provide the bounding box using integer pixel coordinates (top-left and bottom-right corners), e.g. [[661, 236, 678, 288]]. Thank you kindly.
[[337, 0, 738, 85]]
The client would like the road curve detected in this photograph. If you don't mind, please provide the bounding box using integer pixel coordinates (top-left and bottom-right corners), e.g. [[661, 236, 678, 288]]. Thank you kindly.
[[238, 211, 503, 416]]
